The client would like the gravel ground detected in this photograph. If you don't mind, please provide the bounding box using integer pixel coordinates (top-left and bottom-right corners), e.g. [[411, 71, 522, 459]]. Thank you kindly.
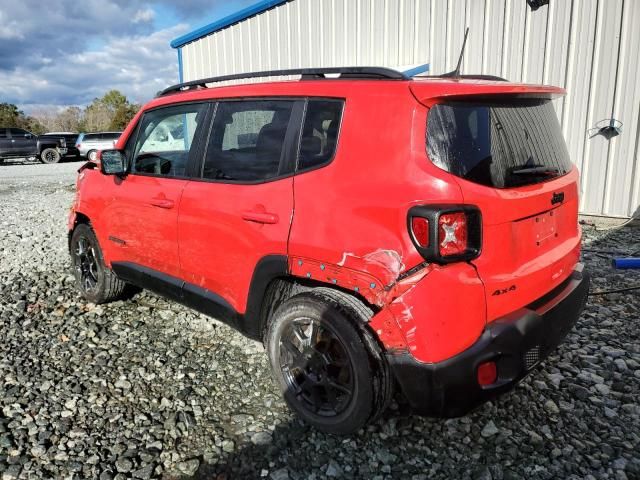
[[0, 161, 639, 480]]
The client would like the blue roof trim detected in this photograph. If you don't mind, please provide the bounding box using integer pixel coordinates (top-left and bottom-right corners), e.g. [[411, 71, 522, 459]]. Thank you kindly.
[[170, 0, 289, 48], [403, 64, 430, 77]]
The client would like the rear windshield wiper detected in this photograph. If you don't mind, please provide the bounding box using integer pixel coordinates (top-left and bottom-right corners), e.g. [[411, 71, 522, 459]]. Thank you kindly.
[[510, 166, 560, 176]]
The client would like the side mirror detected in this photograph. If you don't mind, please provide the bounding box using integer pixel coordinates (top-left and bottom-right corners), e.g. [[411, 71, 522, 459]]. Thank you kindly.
[[24, 133, 33, 139], [100, 150, 127, 175]]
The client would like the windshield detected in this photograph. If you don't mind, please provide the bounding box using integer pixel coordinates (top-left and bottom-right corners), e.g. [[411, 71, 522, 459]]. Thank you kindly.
[[427, 98, 572, 188]]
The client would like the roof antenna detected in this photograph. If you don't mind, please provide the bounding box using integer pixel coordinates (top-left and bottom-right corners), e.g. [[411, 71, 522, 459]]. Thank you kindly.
[[441, 27, 469, 79]]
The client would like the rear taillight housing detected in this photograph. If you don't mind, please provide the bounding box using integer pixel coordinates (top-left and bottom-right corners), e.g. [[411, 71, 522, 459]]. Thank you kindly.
[[408, 205, 481, 264]]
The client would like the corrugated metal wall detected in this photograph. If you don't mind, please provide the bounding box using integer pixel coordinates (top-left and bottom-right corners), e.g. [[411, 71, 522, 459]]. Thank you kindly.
[[180, 0, 640, 218]]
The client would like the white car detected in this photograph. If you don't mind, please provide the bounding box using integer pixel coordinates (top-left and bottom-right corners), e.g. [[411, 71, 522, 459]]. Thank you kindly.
[[76, 132, 121, 160]]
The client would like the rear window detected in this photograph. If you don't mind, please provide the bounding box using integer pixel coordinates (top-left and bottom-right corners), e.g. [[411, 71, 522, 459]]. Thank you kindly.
[[426, 98, 571, 188]]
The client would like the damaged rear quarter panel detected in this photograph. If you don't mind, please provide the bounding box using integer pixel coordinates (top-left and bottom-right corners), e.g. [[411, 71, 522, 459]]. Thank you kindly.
[[288, 88, 483, 361]]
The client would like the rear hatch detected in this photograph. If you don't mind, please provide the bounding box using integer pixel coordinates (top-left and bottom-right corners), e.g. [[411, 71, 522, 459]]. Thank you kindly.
[[414, 82, 581, 321]]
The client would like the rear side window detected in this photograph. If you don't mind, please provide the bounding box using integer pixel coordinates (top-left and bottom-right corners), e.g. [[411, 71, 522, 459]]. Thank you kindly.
[[298, 99, 343, 171], [203, 100, 295, 182], [83, 134, 99, 141], [131, 103, 206, 178], [427, 98, 571, 188], [0, 130, 6, 139]]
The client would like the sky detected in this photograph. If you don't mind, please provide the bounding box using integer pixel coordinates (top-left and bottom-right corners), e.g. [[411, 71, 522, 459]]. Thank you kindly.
[[0, 0, 254, 113]]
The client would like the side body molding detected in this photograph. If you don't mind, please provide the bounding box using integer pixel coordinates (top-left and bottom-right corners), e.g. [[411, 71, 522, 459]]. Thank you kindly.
[[111, 255, 289, 340]]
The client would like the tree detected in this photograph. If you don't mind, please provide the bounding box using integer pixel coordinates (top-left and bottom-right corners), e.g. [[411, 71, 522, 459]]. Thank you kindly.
[[55, 107, 83, 132], [0, 103, 23, 126], [0, 102, 45, 133], [109, 103, 140, 130]]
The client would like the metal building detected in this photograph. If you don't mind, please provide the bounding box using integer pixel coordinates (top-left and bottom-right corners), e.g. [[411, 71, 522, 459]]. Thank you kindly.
[[171, 0, 640, 219]]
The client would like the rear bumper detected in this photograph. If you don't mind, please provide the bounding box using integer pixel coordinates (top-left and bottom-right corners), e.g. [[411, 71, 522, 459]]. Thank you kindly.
[[386, 264, 589, 417]]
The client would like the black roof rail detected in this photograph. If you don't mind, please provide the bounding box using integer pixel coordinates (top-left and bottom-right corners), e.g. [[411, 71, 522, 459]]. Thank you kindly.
[[157, 66, 410, 97], [436, 73, 509, 81]]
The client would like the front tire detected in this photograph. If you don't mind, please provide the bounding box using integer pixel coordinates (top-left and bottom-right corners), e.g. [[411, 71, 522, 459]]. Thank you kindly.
[[266, 290, 390, 434], [40, 148, 61, 164], [70, 224, 127, 304]]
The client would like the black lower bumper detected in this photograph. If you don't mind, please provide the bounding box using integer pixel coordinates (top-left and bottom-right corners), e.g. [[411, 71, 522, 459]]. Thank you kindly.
[[386, 264, 590, 417]]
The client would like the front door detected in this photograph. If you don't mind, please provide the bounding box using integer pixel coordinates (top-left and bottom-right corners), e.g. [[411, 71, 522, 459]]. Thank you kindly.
[[9, 128, 35, 156], [104, 102, 209, 279], [178, 99, 303, 315]]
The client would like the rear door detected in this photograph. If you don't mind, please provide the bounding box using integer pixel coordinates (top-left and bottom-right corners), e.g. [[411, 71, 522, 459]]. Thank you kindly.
[[102, 102, 209, 279], [178, 98, 303, 315], [425, 95, 581, 321]]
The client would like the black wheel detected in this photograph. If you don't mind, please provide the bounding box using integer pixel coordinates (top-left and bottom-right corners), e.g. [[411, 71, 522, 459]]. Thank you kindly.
[[40, 148, 61, 164], [70, 224, 127, 304], [266, 290, 391, 434], [87, 150, 98, 162]]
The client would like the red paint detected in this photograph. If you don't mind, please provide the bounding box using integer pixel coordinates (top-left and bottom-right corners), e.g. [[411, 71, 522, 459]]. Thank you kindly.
[[69, 77, 582, 366]]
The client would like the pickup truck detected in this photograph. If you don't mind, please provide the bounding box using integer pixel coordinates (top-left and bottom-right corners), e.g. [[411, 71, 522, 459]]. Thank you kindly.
[[0, 127, 68, 164]]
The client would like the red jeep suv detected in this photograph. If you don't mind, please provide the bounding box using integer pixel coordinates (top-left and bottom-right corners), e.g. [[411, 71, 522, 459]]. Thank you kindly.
[[68, 67, 589, 434]]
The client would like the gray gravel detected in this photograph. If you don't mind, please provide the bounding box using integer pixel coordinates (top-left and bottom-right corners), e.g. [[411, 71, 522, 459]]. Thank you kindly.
[[0, 161, 639, 480]]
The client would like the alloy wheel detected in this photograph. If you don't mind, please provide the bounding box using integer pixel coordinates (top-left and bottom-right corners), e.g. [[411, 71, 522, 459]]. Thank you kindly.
[[74, 236, 99, 292], [279, 317, 355, 417]]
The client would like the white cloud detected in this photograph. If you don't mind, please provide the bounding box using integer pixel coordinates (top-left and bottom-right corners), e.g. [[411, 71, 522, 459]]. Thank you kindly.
[[133, 8, 155, 23], [2, 24, 189, 110], [0, 10, 23, 40]]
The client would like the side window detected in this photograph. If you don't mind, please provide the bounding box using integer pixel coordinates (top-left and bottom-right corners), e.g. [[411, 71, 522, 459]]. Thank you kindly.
[[131, 103, 206, 178], [9, 128, 29, 137], [0, 129, 7, 139], [298, 99, 344, 171], [202, 100, 294, 182]]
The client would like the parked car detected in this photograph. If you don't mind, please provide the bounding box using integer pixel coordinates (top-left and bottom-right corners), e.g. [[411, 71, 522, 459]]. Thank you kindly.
[[42, 132, 80, 158], [0, 127, 67, 164], [68, 67, 589, 434], [75, 132, 121, 160]]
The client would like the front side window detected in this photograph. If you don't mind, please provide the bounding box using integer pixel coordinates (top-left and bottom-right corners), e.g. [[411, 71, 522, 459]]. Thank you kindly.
[[298, 99, 344, 171], [427, 98, 572, 188], [9, 128, 29, 137], [202, 100, 294, 182], [131, 103, 206, 177]]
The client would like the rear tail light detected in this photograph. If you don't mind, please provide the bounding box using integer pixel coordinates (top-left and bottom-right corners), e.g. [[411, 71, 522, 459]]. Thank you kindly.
[[477, 361, 497, 386], [438, 212, 468, 256], [408, 205, 481, 264]]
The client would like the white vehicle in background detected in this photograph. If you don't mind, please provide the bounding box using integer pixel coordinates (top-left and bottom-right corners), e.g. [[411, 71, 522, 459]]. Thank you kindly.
[[76, 132, 121, 160]]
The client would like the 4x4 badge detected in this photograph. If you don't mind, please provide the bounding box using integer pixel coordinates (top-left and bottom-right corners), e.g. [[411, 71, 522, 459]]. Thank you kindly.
[[492, 285, 516, 296], [551, 192, 564, 205]]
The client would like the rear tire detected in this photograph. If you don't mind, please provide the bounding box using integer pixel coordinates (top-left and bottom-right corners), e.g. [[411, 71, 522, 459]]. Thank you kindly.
[[87, 150, 98, 162], [40, 148, 61, 164], [265, 290, 391, 434], [70, 224, 127, 304]]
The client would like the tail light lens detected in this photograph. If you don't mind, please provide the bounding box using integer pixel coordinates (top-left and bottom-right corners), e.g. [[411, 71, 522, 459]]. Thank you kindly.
[[408, 205, 481, 264], [438, 212, 468, 256], [410, 217, 430, 247]]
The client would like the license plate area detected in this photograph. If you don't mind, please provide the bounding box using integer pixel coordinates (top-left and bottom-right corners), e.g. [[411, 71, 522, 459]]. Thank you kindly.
[[533, 210, 558, 246]]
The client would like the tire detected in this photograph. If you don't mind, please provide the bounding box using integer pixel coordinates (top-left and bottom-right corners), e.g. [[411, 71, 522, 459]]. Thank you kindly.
[[265, 290, 391, 434], [40, 148, 61, 164], [69, 224, 127, 304], [87, 150, 98, 162]]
